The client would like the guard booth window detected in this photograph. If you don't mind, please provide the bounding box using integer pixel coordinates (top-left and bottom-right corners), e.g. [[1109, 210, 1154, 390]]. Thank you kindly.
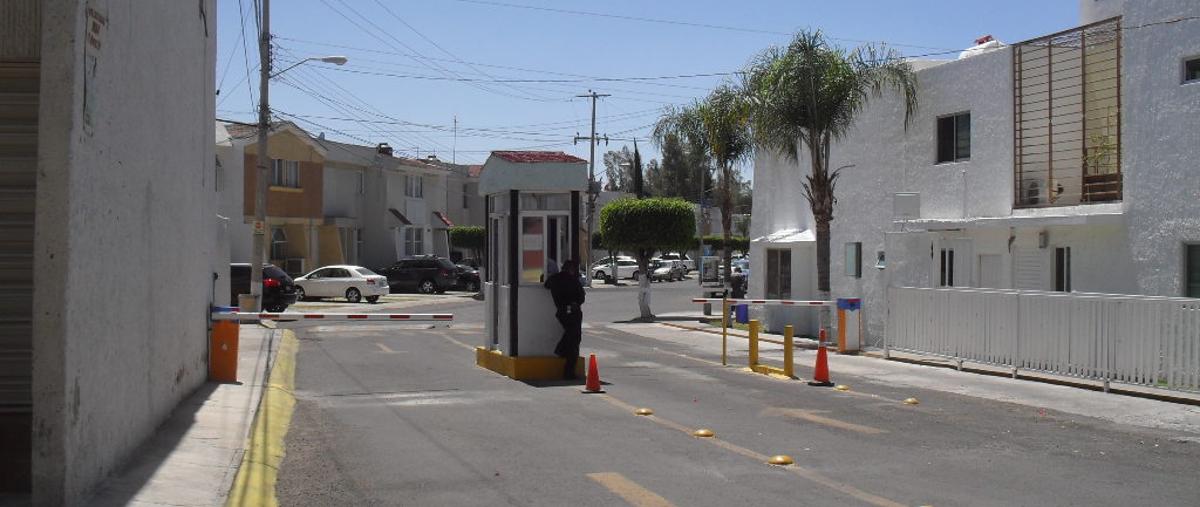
[[1186, 244, 1200, 298], [766, 249, 792, 299]]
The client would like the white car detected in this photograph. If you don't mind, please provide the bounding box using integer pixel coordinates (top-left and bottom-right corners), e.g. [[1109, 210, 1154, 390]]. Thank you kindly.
[[294, 265, 389, 303], [659, 253, 695, 273], [592, 258, 639, 280]]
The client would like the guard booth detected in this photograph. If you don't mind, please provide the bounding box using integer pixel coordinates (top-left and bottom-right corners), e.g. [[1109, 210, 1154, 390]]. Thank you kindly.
[[476, 151, 587, 380]]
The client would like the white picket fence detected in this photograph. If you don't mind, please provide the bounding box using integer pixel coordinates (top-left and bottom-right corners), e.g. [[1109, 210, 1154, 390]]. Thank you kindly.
[[886, 287, 1200, 392]]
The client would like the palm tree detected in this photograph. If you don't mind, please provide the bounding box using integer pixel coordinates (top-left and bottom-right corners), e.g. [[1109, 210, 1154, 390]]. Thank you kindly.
[[744, 30, 917, 333], [653, 83, 753, 288]]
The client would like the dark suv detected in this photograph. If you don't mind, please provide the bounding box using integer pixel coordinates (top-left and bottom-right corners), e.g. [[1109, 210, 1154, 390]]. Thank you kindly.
[[377, 256, 457, 294], [230, 263, 298, 312]]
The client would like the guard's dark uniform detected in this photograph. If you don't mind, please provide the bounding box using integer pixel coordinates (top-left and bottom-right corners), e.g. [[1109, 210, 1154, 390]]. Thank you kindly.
[[730, 271, 747, 299], [544, 270, 585, 378]]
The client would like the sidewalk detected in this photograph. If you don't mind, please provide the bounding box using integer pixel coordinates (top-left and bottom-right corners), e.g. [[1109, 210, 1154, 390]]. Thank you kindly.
[[89, 325, 279, 506], [608, 321, 1200, 436]]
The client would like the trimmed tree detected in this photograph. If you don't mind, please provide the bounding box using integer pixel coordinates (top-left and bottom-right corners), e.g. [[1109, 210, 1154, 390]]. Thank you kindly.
[[600, 197, 695, 319], [448, 225, 485, 262]]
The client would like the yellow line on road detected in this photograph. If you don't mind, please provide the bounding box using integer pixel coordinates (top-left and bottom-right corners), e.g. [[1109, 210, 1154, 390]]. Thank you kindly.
[[227, 330, 299, 507], [761, 407, 888, 435], [588, 472, 678, 507], [597, 394, 905, 507], [436, 331, 476, 351]]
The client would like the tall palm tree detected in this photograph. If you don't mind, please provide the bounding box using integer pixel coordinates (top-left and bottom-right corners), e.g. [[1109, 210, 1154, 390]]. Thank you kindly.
[[744, 30, 917, 333], [653, 83, 753, 288]]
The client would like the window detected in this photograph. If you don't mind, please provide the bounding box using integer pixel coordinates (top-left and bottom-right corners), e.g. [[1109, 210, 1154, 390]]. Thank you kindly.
[[1054, 247, 1072, 292], [521, 216, 545, 284], [355, 228, 364, 263], [936, 112, 971, 163], [1185, 57, 1200, 84], [1186, 245, 1200, 298], [270, 228, 287, 260], [270, 159, 300, 188], [845, 242, 862, 278], [939, 248, 955, 287], [405, 174, 423, 198], [404, 227, 424, 255], [462, 183, 470, 208], [357, 171, 365, 195], [766, 249, 792, 299]]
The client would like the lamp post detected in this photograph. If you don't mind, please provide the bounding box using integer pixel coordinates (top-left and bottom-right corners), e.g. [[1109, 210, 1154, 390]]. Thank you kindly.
[[245, 7, 349, 312]]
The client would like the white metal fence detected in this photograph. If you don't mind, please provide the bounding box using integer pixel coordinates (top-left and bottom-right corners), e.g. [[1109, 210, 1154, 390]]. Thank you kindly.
[[886, 287, 1200, 392]]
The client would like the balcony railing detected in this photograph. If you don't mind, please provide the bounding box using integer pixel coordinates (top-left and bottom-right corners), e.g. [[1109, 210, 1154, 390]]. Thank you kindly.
[[1013, 17, 1122, 208]]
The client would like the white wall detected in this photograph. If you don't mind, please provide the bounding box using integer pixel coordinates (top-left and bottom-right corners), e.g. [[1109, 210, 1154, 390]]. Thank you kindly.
[[322, 165, 363, 219], [1120, 0, 1200, 296], [33, 1, 218, 504], [216, 124, 252, 265]]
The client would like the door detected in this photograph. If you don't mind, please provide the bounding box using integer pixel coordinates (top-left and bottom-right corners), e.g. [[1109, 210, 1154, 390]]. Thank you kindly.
[[977, 254, 1003, 288], [329, 268, 353, 296], [1013, 247, 1045, 290], [306, 268, 334, 297]]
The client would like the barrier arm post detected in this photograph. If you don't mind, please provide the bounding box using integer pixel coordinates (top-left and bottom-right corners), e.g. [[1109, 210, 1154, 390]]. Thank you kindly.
[[721, 296, 729, 366], [783, 324, 794, 378]]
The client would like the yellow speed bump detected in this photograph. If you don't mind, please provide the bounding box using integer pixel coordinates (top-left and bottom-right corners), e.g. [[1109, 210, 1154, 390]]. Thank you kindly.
[[834, 384, 850, 391], [634, 407, 654, 416], [903, 397, 920, 405], [692, 428, 715, 438], [767, 455, 795, 466]]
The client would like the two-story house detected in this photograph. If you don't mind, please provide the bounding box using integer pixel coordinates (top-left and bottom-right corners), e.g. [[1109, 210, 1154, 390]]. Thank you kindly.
[[750, 0, 1200, 340]]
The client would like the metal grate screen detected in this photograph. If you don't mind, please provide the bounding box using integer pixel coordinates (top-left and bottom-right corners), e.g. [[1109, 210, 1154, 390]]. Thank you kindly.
[[1013, 17, 1122, 208]]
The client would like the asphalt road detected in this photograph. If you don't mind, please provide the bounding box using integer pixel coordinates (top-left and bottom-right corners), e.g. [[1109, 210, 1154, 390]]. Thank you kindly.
[[276, 281, 1200, 506]]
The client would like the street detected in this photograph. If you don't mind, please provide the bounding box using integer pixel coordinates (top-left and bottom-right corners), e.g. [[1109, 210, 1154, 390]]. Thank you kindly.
[[272, 283, 1200, 506]]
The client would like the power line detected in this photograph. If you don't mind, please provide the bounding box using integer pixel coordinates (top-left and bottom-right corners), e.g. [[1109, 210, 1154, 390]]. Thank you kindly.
[[448, 0, 961, 52]]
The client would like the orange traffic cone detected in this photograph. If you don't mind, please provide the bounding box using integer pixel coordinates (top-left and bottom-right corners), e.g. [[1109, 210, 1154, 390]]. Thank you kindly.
[[808, 329, 834, 387], [583, 354, 605, 393]]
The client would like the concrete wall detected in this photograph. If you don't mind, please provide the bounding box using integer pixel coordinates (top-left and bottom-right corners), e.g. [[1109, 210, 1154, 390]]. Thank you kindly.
[[32, 1, 218, 504], [1120, 0, 1200, 296], [322, 164, 363, 220]]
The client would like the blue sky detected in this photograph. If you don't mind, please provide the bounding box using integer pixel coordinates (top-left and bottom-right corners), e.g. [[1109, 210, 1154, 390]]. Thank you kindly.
[[215, 0, 1079, 168]]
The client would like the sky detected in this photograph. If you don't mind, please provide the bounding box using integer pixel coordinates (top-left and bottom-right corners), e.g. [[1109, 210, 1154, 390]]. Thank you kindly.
[[215, 0, 1080, 171]]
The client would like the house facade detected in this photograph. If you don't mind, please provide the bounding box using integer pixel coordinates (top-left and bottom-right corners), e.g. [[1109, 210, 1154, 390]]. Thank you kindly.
[[750, 0, 1200, 340]]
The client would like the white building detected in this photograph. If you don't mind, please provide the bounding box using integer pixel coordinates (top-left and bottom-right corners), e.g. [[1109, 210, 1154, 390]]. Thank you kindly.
[[750, 0, 1200, 340]]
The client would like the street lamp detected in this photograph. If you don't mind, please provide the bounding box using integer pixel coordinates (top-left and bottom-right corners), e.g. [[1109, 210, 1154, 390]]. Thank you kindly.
[[246, 51, 349, 312]]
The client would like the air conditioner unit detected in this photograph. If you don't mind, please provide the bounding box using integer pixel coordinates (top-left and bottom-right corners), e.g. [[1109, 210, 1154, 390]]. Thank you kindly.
[[285, 258, 305, 276], [1021, 178, 1043, 206]]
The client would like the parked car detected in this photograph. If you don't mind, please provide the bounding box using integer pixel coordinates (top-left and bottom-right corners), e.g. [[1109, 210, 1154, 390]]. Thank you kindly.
[[378, 256, 458, 294], [294, 265, 389, 303], [659, 252, 695, 273], [229, 263, 298, 312], [592, 257, 639, 281], [648, 260, 678, 282], [455, 264, 481, 292]]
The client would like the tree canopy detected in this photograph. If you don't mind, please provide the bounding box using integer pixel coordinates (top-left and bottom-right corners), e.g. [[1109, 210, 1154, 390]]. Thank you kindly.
[[599, 197, 695, 254]]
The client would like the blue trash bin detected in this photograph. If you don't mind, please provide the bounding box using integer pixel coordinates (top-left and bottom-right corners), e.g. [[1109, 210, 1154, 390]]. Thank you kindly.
[[734, 304, 749, 324]]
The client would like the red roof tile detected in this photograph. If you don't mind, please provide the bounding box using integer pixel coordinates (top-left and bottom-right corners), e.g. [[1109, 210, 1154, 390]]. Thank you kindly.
[[467, 165, 485, 178], [491, 151, 587, 164]]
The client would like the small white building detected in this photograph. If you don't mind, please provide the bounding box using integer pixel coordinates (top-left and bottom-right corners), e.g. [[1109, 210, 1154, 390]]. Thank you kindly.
[[750, 0, 1200, 341]]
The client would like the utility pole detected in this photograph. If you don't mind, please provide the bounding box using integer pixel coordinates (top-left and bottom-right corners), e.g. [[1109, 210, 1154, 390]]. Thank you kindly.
[[452, 115, 457, 164], [574, 90, 609, 283], [249, 0, 271, 312]]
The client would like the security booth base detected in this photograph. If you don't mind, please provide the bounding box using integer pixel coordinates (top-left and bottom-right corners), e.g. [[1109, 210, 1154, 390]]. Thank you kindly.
[[475, 347, 585, 381]]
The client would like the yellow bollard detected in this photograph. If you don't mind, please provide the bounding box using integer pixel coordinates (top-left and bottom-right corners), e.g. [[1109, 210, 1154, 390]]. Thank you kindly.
[[721, 297, 729, 366], [748, 319, 760, 368], [783, 325, 794, 378]]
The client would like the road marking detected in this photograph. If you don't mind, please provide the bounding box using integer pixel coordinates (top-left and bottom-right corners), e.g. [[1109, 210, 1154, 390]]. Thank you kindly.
[[375, 342, 400, 353], [588, 472, 677, 507], [597, 394, 905, 507], [760, 407, 888, 435], [227, 330, 299, 507], [435, 331, 477, 351]]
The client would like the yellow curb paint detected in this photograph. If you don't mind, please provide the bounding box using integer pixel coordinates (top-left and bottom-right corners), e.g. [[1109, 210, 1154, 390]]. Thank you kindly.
[[596, 394, 904, 507], [588, 472, 678, 507], [226, 330, 299, 507]]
